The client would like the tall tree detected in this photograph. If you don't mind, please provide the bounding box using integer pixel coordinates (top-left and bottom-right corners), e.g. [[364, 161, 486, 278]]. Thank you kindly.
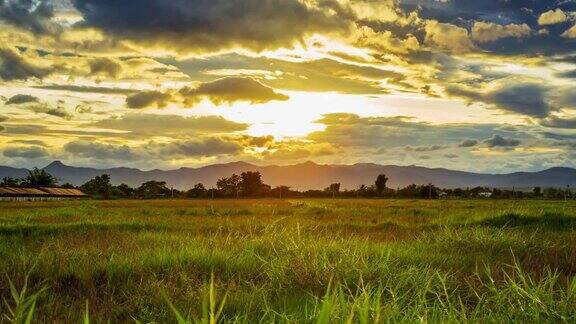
[[23, 168, 57, 187], [187, 183, 207, 198], [216, 174, 241, 197], [375, 174, 389, 196], [81, 174, 114, 199], [240, 171, 264, 197], [326, 183, 341, 198], [114, 183, 135, 198]]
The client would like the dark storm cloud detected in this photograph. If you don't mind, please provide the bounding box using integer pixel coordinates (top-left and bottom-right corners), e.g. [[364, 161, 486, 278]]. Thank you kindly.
[[64, 141, 140, 160], [0, 0, 62, 34], [125, 77, 288, 109], [126, 90, 172, 109], [64, 137, 244, 161], [5, 94, 40, 105], [0, 47, 51, 80], [158, 138, 243, 157], [71, 0, 350, 53], [447, 82, 553, 118], [88, 57, 123, 78], [3, 145, 49, 158], [483, 135, 521, 148], [556, 70, 576, 79], [459, 139, 478, 147], [541, 117, 576, 129], [5, 93, 73, 119]]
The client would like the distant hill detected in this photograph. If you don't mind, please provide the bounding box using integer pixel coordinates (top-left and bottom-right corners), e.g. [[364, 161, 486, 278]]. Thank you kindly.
[[0, 161, 575, 190]]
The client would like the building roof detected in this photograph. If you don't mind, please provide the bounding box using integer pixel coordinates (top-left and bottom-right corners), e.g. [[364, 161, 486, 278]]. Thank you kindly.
[[0, 187, 87, 197], [39, 187, 87, 197], [0, 187, 49, 196]]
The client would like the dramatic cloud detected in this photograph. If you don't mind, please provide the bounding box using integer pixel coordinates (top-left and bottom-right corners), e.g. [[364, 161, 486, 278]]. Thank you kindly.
[[3, 146, 48, 158], [64, 137, 244, 161], [5, 94, 72, 119], [459, 139, 478, 147], [126, 77, 288, 109], [6, 94, 39, 105], [471, 22, 531, 43], [126, 91, 172, 109], [483, 135, 521, 148], [167, 54, 405, 95], [179, 77, 289, 106], [538, 9, 568, 26], [0, 46, 51, 80], [88, 57, 123, 78], [71, 0, 350, 54], [158, 138, 243, 157], [541, 117, 576, 129], [0, 0, 575, 172], [92, 114, 248, 136], [447, 82, 553, 118], [0, 0, 62, 34], [64, 141, 140, 160], [307, 113, 502, 149], [562, 25, 576, 39], [424, 21, 475, 53]]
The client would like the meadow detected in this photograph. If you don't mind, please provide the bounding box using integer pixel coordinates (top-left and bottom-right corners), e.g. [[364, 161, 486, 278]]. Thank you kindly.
[[1, 199, 576, 323]]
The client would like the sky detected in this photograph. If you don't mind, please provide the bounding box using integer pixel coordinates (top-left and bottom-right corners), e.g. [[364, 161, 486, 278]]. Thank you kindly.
[[0, 0, 575, 173]]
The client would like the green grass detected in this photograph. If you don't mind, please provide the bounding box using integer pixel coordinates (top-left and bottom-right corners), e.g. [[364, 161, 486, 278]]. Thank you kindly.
[[0, 199, 575, 322]]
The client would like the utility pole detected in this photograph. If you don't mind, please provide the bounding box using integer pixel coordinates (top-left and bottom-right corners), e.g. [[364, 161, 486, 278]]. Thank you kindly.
[[210, 186, 214, 215]]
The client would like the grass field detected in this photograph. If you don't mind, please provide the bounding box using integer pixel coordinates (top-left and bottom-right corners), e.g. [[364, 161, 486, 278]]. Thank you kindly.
[[1, 199, 576, 323]]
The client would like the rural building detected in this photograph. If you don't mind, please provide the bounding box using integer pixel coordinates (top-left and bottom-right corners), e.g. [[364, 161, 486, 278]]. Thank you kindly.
[[0, 187, 88, 201]]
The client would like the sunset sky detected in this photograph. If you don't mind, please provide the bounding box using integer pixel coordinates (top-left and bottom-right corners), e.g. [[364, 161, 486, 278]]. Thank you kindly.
[[0, 0, 575, 172]]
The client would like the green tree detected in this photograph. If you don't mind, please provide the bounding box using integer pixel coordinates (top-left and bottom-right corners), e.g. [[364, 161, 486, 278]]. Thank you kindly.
[[216, 174, 241, 198], [81, 174, 114, 199], [375, 174, 389, 196], [187, 183, 207, 198], [240, 171, 265, 197], [23, 168, 57, 187], [137, 181, 171, 199], [0, 177, 21, 187], [114, 183, 135, 198], [326, 183, 341, 198]]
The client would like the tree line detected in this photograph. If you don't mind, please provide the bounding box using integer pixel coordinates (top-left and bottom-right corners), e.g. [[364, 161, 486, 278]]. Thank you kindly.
[[1, 169, 573, 200]]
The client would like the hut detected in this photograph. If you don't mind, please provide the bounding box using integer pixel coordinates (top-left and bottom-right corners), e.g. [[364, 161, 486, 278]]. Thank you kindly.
[[0, 187, 88, 201]]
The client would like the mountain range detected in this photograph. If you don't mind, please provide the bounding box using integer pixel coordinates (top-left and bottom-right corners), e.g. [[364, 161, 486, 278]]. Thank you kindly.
[[1, 161, 575, 190]]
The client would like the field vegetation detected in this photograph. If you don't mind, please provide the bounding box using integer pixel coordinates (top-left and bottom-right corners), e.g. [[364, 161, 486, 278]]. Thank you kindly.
[[1, 199, 576, 322]]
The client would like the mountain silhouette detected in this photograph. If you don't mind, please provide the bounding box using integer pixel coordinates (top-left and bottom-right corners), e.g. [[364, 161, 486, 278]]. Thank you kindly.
[[0, 161, 574, 190]]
